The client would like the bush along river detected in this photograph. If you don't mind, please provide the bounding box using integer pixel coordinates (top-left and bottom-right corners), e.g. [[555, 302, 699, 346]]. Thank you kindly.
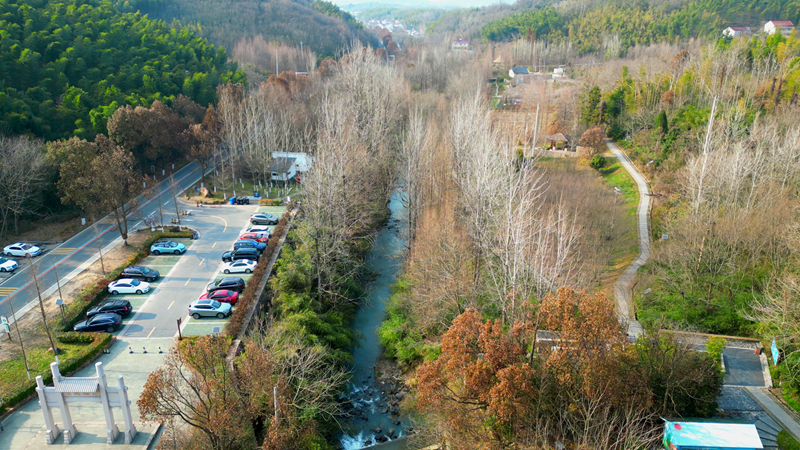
[[338, 190, 412, 450]]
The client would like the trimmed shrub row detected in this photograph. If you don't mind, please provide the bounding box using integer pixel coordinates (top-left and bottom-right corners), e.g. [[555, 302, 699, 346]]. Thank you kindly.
[[61, 231, 193, 332], [259, 198, 283, 206], [0, 332, 113, 417], [224, 211, 291, 338]]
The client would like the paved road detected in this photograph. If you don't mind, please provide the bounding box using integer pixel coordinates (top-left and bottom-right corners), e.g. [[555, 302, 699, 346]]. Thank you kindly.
[[117, 203, 258, 339], [0, 162, 209, 325], [725, 347, 767, 387], [607, 141, 647, 337]]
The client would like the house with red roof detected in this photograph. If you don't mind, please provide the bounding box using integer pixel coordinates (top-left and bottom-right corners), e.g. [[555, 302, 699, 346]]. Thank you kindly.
[[764, 20, 795, 36]]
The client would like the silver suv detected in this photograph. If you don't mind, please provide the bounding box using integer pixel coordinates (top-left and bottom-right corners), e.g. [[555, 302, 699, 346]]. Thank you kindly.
[[188, 300, 232, 319]]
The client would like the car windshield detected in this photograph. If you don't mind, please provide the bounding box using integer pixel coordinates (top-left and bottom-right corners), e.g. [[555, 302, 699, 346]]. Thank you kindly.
[[211, 301, 221, 308], [131, 280, 140, 286], [0, 257, 6, 263]]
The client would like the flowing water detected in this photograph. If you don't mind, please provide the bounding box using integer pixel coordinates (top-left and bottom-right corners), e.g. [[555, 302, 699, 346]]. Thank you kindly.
[[338, 190, 411, 450]]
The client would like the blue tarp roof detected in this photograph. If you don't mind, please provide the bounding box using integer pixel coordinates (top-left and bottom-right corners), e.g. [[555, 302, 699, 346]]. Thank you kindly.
[[664, 420, 763, 449]]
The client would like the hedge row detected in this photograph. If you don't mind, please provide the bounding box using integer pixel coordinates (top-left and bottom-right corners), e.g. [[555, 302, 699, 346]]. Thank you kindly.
[[259, 198, 283, 206], [0, 332, 113, 417], [61, 230, 194, 332], [224, 212, 291, 338]]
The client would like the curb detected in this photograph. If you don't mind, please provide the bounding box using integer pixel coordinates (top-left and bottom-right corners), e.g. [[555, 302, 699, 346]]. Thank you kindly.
[[144, 422, 163, 449]]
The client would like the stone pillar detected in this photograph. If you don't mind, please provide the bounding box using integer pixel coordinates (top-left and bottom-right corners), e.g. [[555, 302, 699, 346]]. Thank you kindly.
[[35, 375, 60, 444], [117, 375, 137, 444], [51, 362, 76, 443], [95, 363, 119, 444]]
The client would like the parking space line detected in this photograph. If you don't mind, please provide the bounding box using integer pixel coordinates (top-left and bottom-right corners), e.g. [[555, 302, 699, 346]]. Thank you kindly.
[[167, 300, 174, 310], [118, 254, 185, 337], [198, 258, 205, 266], [147, 327, 156, 338], [184, 278, 191, 286], [212, 242, 217, 248]]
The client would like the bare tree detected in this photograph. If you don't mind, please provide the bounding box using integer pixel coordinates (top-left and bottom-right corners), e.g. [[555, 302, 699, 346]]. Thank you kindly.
[[0, 135, 48, 238]]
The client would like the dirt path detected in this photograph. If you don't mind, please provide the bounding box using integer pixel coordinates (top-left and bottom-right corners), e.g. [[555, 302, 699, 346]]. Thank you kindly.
[[606, 141, 647, 337]]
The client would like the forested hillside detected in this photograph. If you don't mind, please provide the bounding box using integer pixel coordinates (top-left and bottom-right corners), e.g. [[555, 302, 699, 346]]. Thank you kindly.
[[483, 0, 800, 55], [135, 0, 379, 57], [0, 0, 244, 140]]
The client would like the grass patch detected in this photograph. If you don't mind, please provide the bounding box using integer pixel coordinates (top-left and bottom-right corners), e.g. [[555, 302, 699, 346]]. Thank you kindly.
[[778, 430, 800, 450], [598, 159, 638, 214]]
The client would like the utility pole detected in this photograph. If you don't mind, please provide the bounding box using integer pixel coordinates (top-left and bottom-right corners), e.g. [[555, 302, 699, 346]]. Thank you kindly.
[[532, 102, 540, 152], [275, 48, 279, 76], [92, 222, 106, 276], [29, 256, 59, 364]]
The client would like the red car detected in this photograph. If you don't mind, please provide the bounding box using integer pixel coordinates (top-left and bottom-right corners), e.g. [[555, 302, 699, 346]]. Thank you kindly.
[[240, 231, 269, 243], [199, 289, 239, 306]]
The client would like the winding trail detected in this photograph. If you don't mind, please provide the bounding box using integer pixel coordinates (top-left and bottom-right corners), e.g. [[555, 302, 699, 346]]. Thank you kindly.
[[606, 141, 647, 337]]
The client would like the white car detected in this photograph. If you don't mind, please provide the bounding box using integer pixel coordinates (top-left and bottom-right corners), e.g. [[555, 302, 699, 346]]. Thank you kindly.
[[108, 279, 151, 295], [3, 242, 41, 257], [0, 257, 18, 272], [221, 259, 257, 274]]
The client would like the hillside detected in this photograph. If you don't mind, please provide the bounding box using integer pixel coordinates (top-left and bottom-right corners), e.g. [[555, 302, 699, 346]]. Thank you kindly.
[[0, 0, 244, 141], [135, 0, 379, 57], [483, 0, 800, 55]]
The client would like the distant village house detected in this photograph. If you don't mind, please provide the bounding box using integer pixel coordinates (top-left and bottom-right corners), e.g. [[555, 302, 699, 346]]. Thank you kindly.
[[764, 20, 795, 36], [508, 67, 530, 78], [267, 151, 315, 182], [452, 39, 469, 51], [723, 26, 753, 38], [545, 133, 569, 150]]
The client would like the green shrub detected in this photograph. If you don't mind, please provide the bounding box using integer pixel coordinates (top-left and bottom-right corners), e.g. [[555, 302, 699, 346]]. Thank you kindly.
[[589, 154, 607, 169], [778, 430, 800, 450], [259, 198, 284, 206], [706, 336, 726, 370]]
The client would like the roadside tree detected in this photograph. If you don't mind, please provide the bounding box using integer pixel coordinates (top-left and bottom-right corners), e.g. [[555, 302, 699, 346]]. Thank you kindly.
[[579, 127, 607, 156]]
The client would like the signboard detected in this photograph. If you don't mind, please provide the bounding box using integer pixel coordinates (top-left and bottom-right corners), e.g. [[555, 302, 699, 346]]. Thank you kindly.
[[1, 316, 7, 325], [772, 339, 779, 365], [2, 324, 9, 333], [55, 299, 64, 306]]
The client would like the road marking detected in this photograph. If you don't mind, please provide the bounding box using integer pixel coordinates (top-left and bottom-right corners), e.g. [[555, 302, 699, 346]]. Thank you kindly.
[[164, 200, 171, 205], [208, 215, 228, 232], [50, 247, 76, 255], [0, 287, 19, 295], [212, 242, 217, 248], [184, 278, 191, 286], [167, 300, 174, 310], [147, 327, 156, 338], [198, 258, 205, 266]]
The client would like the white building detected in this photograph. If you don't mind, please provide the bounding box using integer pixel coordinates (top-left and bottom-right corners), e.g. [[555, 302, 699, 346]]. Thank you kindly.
[[269, 157, 297, 182], [270, 151, 314, 172], [723, 26, 753, 38], [452, 39, 469, 51], [764, 20, 795, 36]]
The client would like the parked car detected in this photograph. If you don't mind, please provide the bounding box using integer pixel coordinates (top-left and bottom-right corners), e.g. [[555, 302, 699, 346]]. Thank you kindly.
[[150, 241, 186, 255], [0, 257, 18, 272], [108, 279, 151, 295], [73, 313, 122, 332], [250, 213, 279, 225], [240, 231, 270, 243], [220, 260, 257, 274], [245, 226, 272, 235], [188, 300, 232, 319], [207, 277, 246, 293], [87, 300, 132, 318], [234, 239, 266, 252], [221, 248, 260, 262], [121, 265, 160, 282], [199, 289, 239, 305], [3, 242, 41, 257]]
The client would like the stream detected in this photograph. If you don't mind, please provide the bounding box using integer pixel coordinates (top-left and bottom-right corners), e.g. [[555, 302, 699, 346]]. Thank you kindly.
[[338, 190, 411, 450]]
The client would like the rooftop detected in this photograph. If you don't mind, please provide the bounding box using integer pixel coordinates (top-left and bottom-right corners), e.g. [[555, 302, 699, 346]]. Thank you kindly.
[[767, 20, 795, 26], [664, 420, 763, 449], [269, 157, 297, 174]]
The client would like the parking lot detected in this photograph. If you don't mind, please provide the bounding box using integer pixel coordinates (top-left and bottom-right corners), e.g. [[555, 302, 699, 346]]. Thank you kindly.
[[111, 203, 287, 340]]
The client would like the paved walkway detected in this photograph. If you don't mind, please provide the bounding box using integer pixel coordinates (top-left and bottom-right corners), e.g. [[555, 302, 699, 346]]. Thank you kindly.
[[606, 141, 647, 337], [746, 386, 800, 441]]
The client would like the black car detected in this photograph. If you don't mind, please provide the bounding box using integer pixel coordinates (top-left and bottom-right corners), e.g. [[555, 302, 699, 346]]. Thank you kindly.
[[121, 265, 160, 282], [206, 277, 246, 293], [87, 300, 133, 318], [233, 240, 265, 252], [221, 248, 260, 262], [73, 313, 123, 333]]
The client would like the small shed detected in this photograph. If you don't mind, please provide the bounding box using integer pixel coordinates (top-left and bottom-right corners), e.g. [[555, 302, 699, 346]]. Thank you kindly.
[[545, 133, 569, 150], [269, 157, 297, 182], [663, 420, 763, 450], [508, 67, 530, 79], [270, 151, 315, 172]]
